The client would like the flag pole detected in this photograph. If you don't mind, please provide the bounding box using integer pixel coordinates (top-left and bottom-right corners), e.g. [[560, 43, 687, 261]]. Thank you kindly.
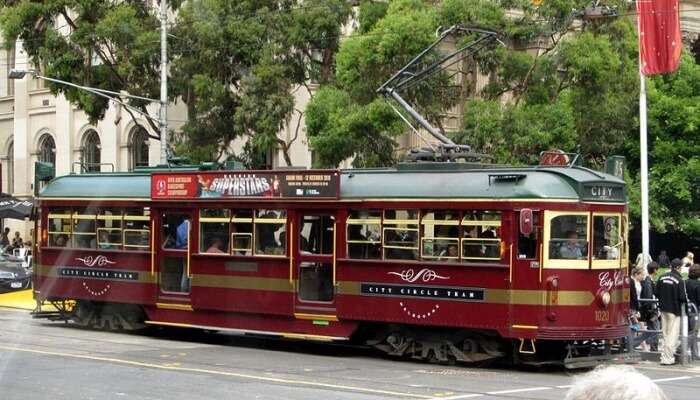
[[636, 1, 650, 262], [639, 69, 650, 262]]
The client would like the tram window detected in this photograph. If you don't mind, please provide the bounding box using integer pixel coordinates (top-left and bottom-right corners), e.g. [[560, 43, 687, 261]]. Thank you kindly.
[[461, 211, 502, 263], [549, 214, 588, 260], [48, 208, 72, 247], [254, 210, 286, 256], [300, 215, 334, 255], [383, 209, 419, 260], [421, 210, 459, 262], [592, 214, 621, 261], [72, 208, 97, 249], [162, 213, 190, 250], [97, 208, 123, 250], [298, 262, 334, 302], [200, 209, 230, 254], [123, 208, 151, 251], [347, 210, 381, 259], [517, 211, 539, 259], [231, 210, 253, 255]]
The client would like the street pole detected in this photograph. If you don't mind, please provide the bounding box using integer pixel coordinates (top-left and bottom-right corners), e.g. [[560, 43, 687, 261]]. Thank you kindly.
[[160, 0, 169, 164], [639, 70, 650, 262]]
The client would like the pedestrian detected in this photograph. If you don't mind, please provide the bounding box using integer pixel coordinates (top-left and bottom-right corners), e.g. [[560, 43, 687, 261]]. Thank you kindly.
[[682, 251, 694, 275], [564, 365, 668, 400], [685, 264, 700, 360], [11, 231, 22, 249], [642, 261, 661, 351], [657, 250, 671, 269], [630, 266, 654, 350], [655, 258, 688, 365], [0, 227, 9, 248]]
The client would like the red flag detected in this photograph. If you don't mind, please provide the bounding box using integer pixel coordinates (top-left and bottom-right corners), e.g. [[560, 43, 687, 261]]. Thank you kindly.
[[637, 0, 682, 75]]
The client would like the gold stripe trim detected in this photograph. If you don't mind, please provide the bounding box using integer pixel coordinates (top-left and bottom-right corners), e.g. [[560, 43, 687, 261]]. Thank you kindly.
[[156, 303, 193, 311], [145, 320, 195, 328], [512, 324, 538, 330], [294, 313, 339, 322], [281, 333, 336, 342]]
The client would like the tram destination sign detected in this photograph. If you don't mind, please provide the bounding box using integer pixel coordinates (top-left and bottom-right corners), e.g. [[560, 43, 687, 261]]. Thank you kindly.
[[151, 170, 340, 200]]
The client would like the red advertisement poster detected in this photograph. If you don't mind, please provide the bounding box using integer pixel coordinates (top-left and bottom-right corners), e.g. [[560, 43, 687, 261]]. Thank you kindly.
[[151, 171, 340, 200], [637, 0, 682, 75]]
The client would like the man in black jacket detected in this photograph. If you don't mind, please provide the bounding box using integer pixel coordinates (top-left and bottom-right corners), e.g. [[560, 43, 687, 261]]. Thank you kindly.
[[686, 264, 700, 360], [655, 258, 688, 365]]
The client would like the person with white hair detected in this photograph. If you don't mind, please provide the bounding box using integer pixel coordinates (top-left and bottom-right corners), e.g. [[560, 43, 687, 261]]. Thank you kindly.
[[565, 365, 668, 400]]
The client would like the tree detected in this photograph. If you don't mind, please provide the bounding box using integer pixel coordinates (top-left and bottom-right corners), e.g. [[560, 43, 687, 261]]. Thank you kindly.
[[0, 0, 171, 137], [308, 0, 459, 167], [625, 54, 700, 235], [169, 0, 352, 164], [0, 0, 352, 165]]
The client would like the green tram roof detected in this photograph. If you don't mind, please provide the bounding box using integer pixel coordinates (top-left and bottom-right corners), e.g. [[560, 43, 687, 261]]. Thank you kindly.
[[38, 164, 626, 203]]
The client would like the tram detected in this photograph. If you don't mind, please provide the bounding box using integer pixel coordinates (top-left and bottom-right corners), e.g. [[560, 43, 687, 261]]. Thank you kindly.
[[33, 156, 631, 367]]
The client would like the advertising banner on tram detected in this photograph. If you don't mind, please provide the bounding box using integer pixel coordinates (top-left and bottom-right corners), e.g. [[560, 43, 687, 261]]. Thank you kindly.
[[151, 170, 340, 200]]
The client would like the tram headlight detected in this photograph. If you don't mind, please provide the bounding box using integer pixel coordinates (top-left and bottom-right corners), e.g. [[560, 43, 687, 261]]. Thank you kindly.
[[600, 291, 611, 307]]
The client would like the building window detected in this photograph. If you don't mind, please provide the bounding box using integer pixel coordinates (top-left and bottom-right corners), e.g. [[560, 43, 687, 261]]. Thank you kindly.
[[38, 134, 56, 165], [81, 130, 101, 172], [6, 142, 13, 193], [129, 126, 149, 170]]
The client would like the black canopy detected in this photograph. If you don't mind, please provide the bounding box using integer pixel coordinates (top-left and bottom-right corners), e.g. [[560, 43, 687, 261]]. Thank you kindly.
[[0, 194, 32, 220]]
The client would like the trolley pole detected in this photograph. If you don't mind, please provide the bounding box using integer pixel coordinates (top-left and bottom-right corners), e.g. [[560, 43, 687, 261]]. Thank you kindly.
[[159, 0, 169, 164]]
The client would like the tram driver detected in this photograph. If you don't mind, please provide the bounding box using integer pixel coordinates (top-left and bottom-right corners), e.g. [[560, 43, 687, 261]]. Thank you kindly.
[[559, 231, 584, 259]]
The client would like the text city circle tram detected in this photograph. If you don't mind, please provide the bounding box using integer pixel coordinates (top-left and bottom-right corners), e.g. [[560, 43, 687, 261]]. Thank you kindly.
[[32, 157, 632, 368]]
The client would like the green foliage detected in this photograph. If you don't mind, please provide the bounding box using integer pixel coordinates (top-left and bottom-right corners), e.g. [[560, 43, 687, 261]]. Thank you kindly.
[[0, 0, 165, 126], [306, 87, 404, 167], [0, 0, 351, 164], [358, 1, 389, 33], [626, 55, 700, 235]]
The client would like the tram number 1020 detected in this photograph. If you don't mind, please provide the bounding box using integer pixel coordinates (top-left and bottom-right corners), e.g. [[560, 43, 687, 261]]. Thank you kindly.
[[594, 310, 610, 322]]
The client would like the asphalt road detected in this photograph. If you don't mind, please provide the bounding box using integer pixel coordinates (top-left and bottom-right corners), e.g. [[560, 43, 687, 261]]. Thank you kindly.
[[0, 307, 698, 400]]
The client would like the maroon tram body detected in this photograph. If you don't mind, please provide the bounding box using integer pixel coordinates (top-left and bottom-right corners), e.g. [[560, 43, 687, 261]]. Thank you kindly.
[[33, 163, 631, 366]]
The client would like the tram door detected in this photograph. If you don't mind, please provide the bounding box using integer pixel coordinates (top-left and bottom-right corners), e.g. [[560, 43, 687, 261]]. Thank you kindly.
[[513, 209, 541, 289], [293, 212, 337, 315], [156, 210, 193, 305]]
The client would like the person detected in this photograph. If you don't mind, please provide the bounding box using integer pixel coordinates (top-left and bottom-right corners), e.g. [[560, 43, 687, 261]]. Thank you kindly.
[[0, 227, 9, 248], [630, 266, 656, 350], [11, 231, 22, 249], [564, 365, 668, 400], [559, 231, 583, 259], [206, 237, 225, 254], [441, 244, 459, 262], [175, 218, 190, 250], [641, 261, 660, 351], [685, 264, 700, 360], [658, 250, 670, 269], [629, 266, 644, 312], [655, 258, 688, 365], [54, 234, 68, 247], [97, 230, 116, 249], [682, 251, 694, 274]]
